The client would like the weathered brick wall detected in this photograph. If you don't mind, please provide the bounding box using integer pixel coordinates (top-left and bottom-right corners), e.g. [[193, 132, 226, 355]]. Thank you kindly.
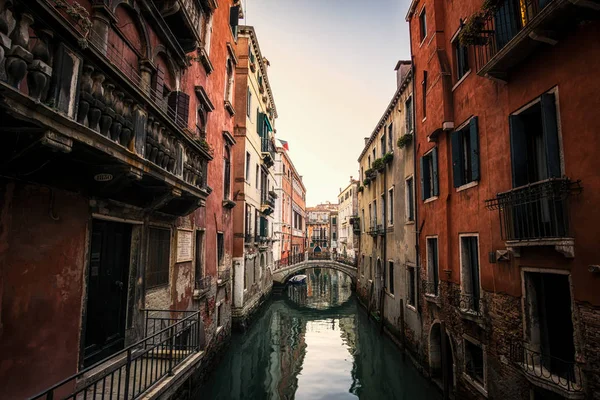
[[578, 303, 600, 398]]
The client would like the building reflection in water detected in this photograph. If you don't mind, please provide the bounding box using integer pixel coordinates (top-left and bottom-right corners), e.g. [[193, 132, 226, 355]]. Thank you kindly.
[[196, 268, 439, 400]]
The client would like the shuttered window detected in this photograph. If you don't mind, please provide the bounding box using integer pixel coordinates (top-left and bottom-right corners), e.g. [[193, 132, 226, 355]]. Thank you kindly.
[[510, 93, 561, 187], [167, 91, 190, 127], [229, 5, 239, 39], [147, 228, 170, 288], [451, 117, 480, 188], [454, 38, 470, 81], [388, 261, 395, 295], [420, 147, 439, 200]]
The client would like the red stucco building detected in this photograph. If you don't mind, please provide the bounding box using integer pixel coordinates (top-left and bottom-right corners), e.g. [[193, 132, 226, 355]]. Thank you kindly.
[[0, 0, 241, 397], [407, 0, 600, 398]]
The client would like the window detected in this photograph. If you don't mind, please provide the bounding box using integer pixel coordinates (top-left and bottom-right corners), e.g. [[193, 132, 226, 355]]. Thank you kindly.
[[523, 272, 575, 378], [225, 59, 234, 104], [405, 97, 414, 133], [368, 156, 371, 168], [361, 255, 365, 277], [369, 257, 372, 280], [460, 235, 480, 312], [333, 232, 337, 240], [255, 164, 259, 188], [422, 71, 428, 118], [245, 152, 251, 181], [245, 205, 252, 238], [419, 8, 427, 42], [381, 133, 386, 155], [373, 200, 377, 227], [246, 88, 252, 117], [224, 146, 231, 199], [388, 123, 393, 152], [510, 93, 561, 187], [217, 232, 224, 267], [361, 209, 365, 232], [195, 230, 204, 282], [426, 237, 439, 296], [388, 261, 395, 295], [332, 217, 337, 225], [454, 37, 470, 81], [216, 302, 223, 328], [452, 117, 480, 188], [420, 148, 439, 200], [229, 5, 239, 39], [388, 188, 394, 225], [406, 177, 414, 221], [464, 339, 485, 388], [407, 265, 416, 307], [147, 227, 170, 288], [372, 148, 376, 163]]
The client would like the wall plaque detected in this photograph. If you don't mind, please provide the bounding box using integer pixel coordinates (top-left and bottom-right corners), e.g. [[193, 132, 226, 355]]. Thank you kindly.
[[176, 229, 193, 263]]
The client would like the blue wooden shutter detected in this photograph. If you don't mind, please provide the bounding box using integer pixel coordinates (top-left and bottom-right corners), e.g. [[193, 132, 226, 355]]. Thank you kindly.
[[420, 156, 426, 201], [451, 130, 464, 188], [509, 115, 528, 187], [432, 147, 439, 196], [470, 116, 480, 181], [540, 93, 561, 178]]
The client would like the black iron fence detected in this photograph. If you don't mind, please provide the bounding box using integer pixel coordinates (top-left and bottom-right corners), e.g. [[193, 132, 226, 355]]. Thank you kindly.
[[308, 252, 331, 261], [473, 0, 553, 72], [509, 342, 583, 393], [274, 253, 305, 270], [486, 178, 581, 241], [31, 310, 202, 400]]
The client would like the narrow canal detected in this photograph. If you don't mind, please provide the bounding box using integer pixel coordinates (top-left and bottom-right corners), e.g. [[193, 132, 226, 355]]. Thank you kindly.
[[196, 268, 441, 400]]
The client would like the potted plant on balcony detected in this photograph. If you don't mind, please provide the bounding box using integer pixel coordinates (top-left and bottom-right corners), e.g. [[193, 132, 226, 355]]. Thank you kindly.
[[358, 185, 364, 193], [268, 189, 278, 199], [383, 152, 394, 164], [459, 0, 504, 46], [372, 158, 385, 173], [397, 133, 413, 149]]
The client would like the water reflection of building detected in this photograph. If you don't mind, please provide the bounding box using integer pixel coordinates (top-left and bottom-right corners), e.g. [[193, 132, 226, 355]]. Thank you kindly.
[[287, 268, 352, 310]]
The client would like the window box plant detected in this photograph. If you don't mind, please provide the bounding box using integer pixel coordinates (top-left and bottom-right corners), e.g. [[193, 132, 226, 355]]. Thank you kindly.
[[372, 158, 385, 172], [397, 133, 413, 149], [383, 152, 394, 164]]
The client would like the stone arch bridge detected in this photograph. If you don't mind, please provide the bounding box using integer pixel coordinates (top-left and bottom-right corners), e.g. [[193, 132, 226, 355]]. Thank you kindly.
[[272, 253, 358, 285]]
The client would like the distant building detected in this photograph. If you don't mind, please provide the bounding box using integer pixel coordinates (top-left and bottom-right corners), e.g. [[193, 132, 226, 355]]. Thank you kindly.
[[337, 178, 360, 257], [274, 147, 307, 262], [231, 25, 278, 329], [306, 202, 338, 254]]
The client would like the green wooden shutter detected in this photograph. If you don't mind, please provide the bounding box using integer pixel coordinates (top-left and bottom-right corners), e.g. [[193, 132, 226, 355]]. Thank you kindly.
[[256, 110, 261, 134], [470, 116, 480, 181], [451, 130, 464, 188], [420, 156, 426, 201], [432, 147, 439, 196], [540, 93, 561, 178], [509, 114, 528, 187]]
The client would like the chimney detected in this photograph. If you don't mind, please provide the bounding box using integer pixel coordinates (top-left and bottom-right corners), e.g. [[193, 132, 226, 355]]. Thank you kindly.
[[364, 137, 369, 146], [394, 60, 411, 89]]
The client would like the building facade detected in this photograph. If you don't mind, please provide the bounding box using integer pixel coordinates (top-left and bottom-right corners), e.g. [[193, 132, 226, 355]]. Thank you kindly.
[[231, 25, 277, 329], [356, 61, 419, 351], [306, 202, 338, 255], [407, 0, 600, 398], [274, 146, 307, 263], [0, 0, 239, 397], [337, 178, 359, 258]]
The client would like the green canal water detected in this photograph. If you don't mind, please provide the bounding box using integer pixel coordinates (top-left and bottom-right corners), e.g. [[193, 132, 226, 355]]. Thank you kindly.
[[196, 268, 441, 400]]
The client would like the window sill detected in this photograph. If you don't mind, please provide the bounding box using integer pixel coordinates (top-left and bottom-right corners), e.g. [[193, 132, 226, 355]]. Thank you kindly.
[[422, 117, 427, 123], [406, 303, 417, 313], [424, 196, 438, 204], [462, 373, 488, 398], [385, 291, 395, 299], [405, 220, 415, 225], [452, 69, 472, 92], [456, 180, 479, 193], [425, 293, 440, 304]]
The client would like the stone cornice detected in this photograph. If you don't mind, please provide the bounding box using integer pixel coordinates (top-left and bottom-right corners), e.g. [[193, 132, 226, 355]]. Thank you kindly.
[[239, 25, 278, 119], [358, 69, 413, 162]]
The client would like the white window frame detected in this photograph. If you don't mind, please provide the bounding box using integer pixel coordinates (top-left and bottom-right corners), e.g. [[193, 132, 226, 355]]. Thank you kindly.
[[425, 235, 439, 297], [459, 233, 481, 312], [388, 186, 394, 226], [462, 335, 488, 397]]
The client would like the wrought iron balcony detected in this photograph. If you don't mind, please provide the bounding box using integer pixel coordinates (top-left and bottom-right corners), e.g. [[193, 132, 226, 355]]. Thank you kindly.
[[376, 224, 385, 236], [509, 342, 584, 395], [157, 0, 215, 52], [261, 137, 276, 168], [454, 292, 485, 318], [486, 178, 581, 245], [470, 0, 591, 80]]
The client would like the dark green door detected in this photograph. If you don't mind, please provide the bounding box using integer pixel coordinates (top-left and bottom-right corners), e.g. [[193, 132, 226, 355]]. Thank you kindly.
[[83, 220, 132, 367]]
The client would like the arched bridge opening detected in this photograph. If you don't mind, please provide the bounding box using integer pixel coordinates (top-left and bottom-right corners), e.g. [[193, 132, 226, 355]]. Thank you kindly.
[[272, 253, 358, 286]]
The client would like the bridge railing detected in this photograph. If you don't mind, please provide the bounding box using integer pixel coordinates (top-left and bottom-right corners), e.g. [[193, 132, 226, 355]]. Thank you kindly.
[[308, 252, 331, 261], [274, 253, 306, 270], [332, 253, 358, 267]]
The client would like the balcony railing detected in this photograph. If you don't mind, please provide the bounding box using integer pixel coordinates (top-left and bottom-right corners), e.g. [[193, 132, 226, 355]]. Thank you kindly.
[[308, 252, 332, 261], [454, 292, 485, 317], [485, 178, 581, 242], [261, 137, 276, 168], [509, 342, 583, 393], [31, 310, 202, 400], [423, 281, 439, 297], [332, 253, 358, 267]]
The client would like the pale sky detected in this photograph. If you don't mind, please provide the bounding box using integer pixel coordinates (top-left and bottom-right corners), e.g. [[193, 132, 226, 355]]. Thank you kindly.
[[242, 0, 412, 206]]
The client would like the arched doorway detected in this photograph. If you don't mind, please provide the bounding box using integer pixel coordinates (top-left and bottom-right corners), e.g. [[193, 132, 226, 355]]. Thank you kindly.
[[314, 246, 322, 253], [429, 322, 454, 391]]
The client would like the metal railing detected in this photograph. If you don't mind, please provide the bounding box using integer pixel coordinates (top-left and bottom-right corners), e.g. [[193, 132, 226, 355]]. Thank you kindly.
[[31, 310, 202, 400], [486, 178, 581, 241], [332, 253, 358, 267], [274, 253, 305, 270], [376, 224, 384, 236], [456, 292, 484, 317], [509, 342, 583, 393], [218, 268, 231, 282], [308, 252, 332, 261], [423, 281, 439, 297], [473, 0, 554, 72]]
